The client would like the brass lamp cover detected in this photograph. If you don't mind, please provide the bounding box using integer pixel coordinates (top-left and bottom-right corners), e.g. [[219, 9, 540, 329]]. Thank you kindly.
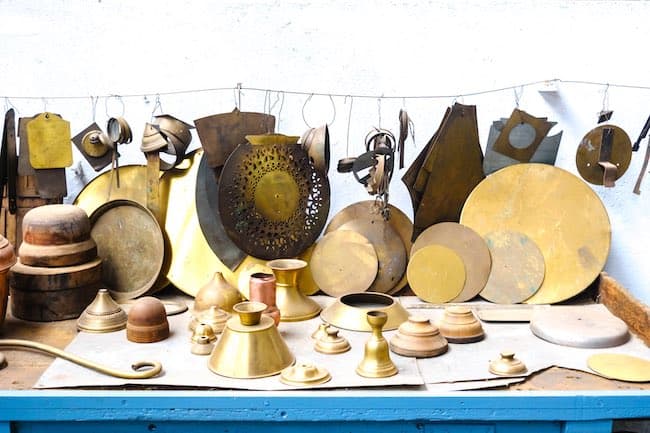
[[208, 314, 295, 379], [189, 306, 230, 334], [460, 163, 611, 304], [268, 259, 321, 321], [218, 137, 330, 259], [321, 292, 409, 332], [77, 288, 127, 333], [280, 362, 331, 386]]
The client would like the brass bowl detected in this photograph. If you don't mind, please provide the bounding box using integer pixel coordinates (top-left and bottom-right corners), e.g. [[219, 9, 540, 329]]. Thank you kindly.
[[320, 292, 409, 332], [233, 301, 267, 326]]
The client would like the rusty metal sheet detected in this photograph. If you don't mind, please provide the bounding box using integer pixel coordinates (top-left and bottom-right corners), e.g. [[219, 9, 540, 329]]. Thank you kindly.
[[72, 123, 113, 171], [194, 109, 275, 168], [576, 124, 632, 186], [492, 109, 554, 162]]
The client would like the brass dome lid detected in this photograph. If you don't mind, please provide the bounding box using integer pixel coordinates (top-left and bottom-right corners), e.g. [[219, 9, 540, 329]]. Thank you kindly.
[[280, 362, 331, 386], [489, 351, 528, 376], [126, 297, 169, 343], [189, 306, 230, 334], [314, 326, 351, 354]]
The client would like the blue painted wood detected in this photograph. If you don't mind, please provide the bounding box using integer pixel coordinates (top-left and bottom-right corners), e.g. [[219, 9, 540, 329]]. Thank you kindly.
[[0, 421, 11, 433], [0, 391, 647, 433]]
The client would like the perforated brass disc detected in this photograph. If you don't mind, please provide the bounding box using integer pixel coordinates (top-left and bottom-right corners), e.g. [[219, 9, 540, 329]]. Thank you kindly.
[[481, 230, 545, 304], [407, 245, 465, 303], [460, 163, 611, 304], [325, 200, 412, 294], [411, 222, 491, 302], [588, 353, 650, 382], [218, 141, 330, 259], [338, 218, 406, 294], [310, 230, 378, 297], [576, 124, 632, 185]]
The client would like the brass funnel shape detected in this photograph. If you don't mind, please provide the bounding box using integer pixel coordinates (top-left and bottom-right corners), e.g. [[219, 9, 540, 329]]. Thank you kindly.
[[208, 301, 294, 378], [268, 259, 320, 321], [356, 311, 398, 378], [321, 292, 409, 332], [194, 271, 242, 313], [489, 351, 527, 376], [77, 289, 127, 333]]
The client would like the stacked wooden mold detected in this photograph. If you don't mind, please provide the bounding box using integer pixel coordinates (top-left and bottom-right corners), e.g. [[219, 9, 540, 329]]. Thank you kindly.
[[9, 204, 102, 321]]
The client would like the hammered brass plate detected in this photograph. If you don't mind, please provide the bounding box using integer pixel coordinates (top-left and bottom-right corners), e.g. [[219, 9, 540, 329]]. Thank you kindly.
[[310, 230, 378, 297], [411, 222, 491, 302], [588, 353, 650, 382], [407, 244, 465, 303], [460, 163, 611, 304], [481, 230, 545, 304], [74, 165, 150, 215], [338, 218, 406, 294], [325, 200, 412, 294], [576, 124, 632, 185], [218, 140, 330, 259]]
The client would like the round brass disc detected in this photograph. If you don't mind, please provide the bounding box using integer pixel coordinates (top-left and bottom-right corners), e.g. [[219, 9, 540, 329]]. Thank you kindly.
[[310, 230, 378, 297], [411, 222, 491, 302], [338, 218, 406, 294], [218, 140, 330, 259], [587, 353, 650, 382], [90, 200, 165, 302], [74, 165, 150, 215], [159, 150, 268, 296], [407, 245, 465, 303], [325, 200, 413, 295], [460, 163, 611, 304], [480, 230, 545, 304], [81, 130, 109, 158], [576, 124, 632, 185]]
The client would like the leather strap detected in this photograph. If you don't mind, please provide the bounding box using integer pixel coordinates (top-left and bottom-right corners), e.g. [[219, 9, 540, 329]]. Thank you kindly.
[[1, 109, 17, 214], [398, 109, 414, 169], [597, 127, 617, 187]]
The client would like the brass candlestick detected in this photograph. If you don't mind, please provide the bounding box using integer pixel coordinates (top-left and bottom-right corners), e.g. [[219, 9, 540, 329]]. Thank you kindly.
[[356, 311, 398, 378], [268, 259, 320, 321]]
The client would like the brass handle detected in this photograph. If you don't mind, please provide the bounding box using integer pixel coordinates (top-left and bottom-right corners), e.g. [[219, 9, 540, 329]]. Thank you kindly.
[[0, 339, 162, 379]]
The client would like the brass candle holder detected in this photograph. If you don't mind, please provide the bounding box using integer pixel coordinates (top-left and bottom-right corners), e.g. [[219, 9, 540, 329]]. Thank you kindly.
[[268, 259, 320, 321], [356, 311, 398, 378]]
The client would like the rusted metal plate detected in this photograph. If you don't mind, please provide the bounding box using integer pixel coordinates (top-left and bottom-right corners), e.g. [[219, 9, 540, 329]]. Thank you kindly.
[[480, 230, 545, 304], [411, 222, 491, 302], [194, 109, 275, 168], [492, 109, 554, 162], [218, 139, 330, 260], [576, 124, 632, 186], [460, 163, 611, 304], [72, 123, 113, 171]]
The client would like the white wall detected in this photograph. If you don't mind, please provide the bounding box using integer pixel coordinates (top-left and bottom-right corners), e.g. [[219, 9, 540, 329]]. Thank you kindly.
[[0, 0, 648, 303]]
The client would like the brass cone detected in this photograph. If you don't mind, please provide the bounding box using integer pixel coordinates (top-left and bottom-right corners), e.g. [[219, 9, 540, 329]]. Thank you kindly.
[[189, 306, 230, 334], [356, 311, 398, 378], [193, 271, 242, 314], [314, 326, 350, 354], [280, 362, 331, 386], [489, 351, 528, 376], [77, 289, 127, 333], [208, 301, 294, 378], [320, 292, 409, 332], [268, 259, 321, 321]]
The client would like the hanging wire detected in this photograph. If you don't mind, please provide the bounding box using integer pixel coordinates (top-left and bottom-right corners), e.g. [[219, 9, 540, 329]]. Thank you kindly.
[[601, 83, 610, 112], [150, 94, 163, 120], [377, 97, 382, 128], [344, 95, 353, 156], [235, 82, 242, 110], [105, 95, 125, 117], [42, 97, 48, 112], [4, 97, 19, 115], [513, 85, 523, 108], [302, 93, 314, 128], [90, 96, 98, 123]]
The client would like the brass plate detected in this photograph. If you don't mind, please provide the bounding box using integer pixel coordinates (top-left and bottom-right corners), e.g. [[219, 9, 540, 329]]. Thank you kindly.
[[576, 124, 632, 185], [74, 165, 150, 214], [460, 163, 611, 304], [587, 353, 650, 382], [218, 140, 330, 259], [411, 222, 491, 302], [407, 244, 465, 303], [90, 200, 164, 302], [159, 150, 268, 296], [338, 218, 406, 294], [325, 200, 412, 294], [481, 230, 545, 304], [26, 112, 72, 169], [310, 230, 378, 297]]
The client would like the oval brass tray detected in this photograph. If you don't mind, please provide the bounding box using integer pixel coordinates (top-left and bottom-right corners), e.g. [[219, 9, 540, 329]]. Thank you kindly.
[[460, 163, 610, 304]]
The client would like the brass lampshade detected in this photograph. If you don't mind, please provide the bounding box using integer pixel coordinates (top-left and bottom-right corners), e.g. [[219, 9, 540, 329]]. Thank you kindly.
[[321, 292, 409, 332], [77, 289, 127, 333]]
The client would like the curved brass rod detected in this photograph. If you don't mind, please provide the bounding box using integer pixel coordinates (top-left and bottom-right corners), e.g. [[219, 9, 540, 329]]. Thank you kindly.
[[0, 339, 162, 379]]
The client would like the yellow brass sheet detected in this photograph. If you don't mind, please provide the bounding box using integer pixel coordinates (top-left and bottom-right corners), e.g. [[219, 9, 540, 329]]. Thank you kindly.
[[460, 163, 610, 304], [480, 230, 545, 304], [407, 244, 465, 304], [26, 112, 72, 169], [587, 353, 650, 382]]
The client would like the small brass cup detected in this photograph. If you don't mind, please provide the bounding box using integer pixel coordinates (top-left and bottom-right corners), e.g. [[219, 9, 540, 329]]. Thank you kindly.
[[233, 301, 267, 326]]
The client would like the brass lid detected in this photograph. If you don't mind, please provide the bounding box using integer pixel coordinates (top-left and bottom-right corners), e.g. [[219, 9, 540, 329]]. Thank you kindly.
[[587, 353, 650, 382], [77, 289, 127, 333], [310, 229, 378, 297], [407, 244, 466, 303], [311, 322, 329, 340], [321, 292, 409, 332], [193, 272, 242, 314], [489, 351, 528, 376], [81, 130, 110, 158], [0, 235, 16, 272], [391, 316, 449, 358], [437, 306, 484, 343], [191, 322, 217, 344], [280, 362, 331, 386], [126, 297, 169, 343], [314, 326, 351, 354], [189, 306, 230, 334]]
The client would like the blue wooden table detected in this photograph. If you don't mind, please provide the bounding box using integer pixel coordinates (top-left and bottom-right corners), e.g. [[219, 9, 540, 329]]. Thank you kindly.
[[1, 390, 649, 433]]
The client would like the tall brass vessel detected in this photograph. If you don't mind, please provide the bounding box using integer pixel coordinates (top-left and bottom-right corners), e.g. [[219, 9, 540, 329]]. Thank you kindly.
[[268, 259, 320, 321], [208, 301, 294, 378], [356, 311, 398, 378]]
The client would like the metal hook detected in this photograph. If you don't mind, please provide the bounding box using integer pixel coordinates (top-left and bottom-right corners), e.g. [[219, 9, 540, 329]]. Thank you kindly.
[[41, 97, 48, 113], [302, 93, 314, 128], [151, 94, 163, 120], [237, 82, 242, 111], [601, 83, 610, 112], [105, 95, 125, 118], [90, 96, 98, 123], [344, 95, 354, 157], [377, 97, 382, 128], [513, 86, 523, 108]]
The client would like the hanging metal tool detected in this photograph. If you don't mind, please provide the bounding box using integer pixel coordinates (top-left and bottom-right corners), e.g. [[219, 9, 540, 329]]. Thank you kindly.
[[1, 109, 17, 214], [398, 109, 414, 169], [633, 134, 650, 195], [632, 114, 650, 152], [107, 116, 133, 188]]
